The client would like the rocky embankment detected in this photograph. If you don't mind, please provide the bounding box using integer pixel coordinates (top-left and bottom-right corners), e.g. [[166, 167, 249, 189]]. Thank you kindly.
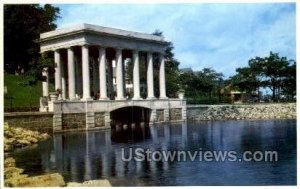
[[4, 123, 66, 187], [4, 122, 50, 152], [4, 122, 111, 187], [4, 157, 65, 187], [188, 103, 296, 121]]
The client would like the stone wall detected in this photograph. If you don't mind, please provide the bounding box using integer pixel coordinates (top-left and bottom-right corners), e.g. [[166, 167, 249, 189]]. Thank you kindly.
[[62, 113, 85, 130], [95, 112, 105, 127], [187, 103, 296, 121], [170, 108, 182, 121], [156, 109, 164, 122], [4, 112, 53, 133]]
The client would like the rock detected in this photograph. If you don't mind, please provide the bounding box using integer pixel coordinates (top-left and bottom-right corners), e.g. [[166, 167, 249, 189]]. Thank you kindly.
[[4, 156, 65, 187], [21, 173, 65, 187], [191, 103, 296, 121], [4, 122, 51, 152], [67, 179, 111, 187], [26, 136, 38, 144], [16, 139, 31, 146], [5, 173, 65, 187]]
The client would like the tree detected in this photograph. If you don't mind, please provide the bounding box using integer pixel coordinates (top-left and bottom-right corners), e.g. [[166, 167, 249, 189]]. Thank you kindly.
[[281, 61, 296, 100], [230, 67, 260, 93], [153, 30, 180, 98], [179, 67, 224, 104], [230, 52, 296, 102], [260, 52, 291, 101], [4, 4, 60, 74]]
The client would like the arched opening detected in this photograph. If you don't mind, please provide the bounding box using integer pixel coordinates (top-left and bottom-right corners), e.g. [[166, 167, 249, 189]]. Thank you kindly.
[[110, 106, 151, 143]]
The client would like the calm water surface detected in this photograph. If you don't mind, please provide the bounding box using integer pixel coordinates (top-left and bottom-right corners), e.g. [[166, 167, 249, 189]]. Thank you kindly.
[[11, 119, 296, 186]]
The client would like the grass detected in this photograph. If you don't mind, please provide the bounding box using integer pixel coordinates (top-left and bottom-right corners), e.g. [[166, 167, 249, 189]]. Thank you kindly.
[[4, 74, 54, 110]]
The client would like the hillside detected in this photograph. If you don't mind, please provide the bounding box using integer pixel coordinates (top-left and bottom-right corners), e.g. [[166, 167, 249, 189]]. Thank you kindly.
[[4, 74, 54, 111]]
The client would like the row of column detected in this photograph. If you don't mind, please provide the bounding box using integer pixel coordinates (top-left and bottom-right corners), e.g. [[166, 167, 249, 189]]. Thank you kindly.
[[47, 45, 167, 100]]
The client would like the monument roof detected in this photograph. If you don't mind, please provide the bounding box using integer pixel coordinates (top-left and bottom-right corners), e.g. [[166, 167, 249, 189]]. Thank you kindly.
[[40, 23, 166, 43]]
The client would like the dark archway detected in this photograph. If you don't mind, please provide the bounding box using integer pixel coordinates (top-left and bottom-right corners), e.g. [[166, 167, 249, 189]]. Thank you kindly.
[[110, 106, 151, 143], [110, 106, 150, 126]]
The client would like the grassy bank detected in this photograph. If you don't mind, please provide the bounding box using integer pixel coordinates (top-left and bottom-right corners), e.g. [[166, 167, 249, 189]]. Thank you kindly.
[[4, 74, 54, 111]]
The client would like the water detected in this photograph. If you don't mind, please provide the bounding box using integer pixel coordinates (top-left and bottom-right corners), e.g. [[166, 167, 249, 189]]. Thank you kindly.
[[11, 119, 296, 186]]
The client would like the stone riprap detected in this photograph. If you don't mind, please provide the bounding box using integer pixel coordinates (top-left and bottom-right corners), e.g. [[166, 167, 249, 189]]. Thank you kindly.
[[67, 180, 111, 187], [4, 157, 65, 187], [187, 103, 296, 121], [4, 122, 51, 152]]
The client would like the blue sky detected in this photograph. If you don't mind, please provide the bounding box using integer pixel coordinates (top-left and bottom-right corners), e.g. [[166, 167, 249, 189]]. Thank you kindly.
[[56, 3, 296, 78]]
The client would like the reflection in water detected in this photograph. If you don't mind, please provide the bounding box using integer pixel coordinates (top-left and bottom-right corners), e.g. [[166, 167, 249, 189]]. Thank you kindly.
[[11, 120, 296, 186], [111, 123, 151, 143]]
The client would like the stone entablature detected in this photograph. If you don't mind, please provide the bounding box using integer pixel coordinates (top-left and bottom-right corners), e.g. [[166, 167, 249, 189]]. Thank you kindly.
[[39, 23, 167, 53]]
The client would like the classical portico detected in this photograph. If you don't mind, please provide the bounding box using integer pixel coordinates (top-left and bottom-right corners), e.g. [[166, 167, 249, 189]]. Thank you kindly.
[[39, 23, 186, 131]]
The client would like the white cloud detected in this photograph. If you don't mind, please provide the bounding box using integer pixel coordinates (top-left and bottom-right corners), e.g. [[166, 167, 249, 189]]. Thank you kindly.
[[56, 3, 296, 78]]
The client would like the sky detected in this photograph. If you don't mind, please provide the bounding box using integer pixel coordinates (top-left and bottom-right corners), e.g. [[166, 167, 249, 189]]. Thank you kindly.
[[55, 3, 296, 78]]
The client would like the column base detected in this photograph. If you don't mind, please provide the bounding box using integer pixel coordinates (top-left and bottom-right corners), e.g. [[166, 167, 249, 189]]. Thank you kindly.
[[81, 97, 93, 101], [99, 97, 110, 101], [159, 96, 168, 100], [147, 97, 156, 100], [115, 97, 126, 101], [69, 97, 78, 101], [132, 97, 143, 100]]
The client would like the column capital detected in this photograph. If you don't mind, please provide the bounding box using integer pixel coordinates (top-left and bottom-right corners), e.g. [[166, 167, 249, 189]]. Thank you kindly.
[[115, 47, 123, 51], [147, 51, 153, 55], [67, 46, 75, 50], [82, 44, 89, 48], [159, 52, 165, 57], [98, 46, 107, 50], [132, 49, 140, 54]]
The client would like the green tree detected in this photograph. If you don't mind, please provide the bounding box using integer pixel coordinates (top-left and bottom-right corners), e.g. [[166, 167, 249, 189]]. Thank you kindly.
[[281, 61, 296, 100], [260, 52, 291, 101], [230, 52, 296, 102], [153, 30, 180, 98], [179, 68, 224, 104], [4, 4, 60, 74], [230, 67, 260, 93]]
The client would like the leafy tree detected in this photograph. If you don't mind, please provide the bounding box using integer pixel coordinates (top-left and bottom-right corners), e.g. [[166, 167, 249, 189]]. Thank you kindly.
[[179, 68, 224, 104], [4, 4, 60, 74], [281, 61, 296, 100], [230, 52, 296, 102], [230, 67, 260, 93], [153, 30, 180, 98], [260, 52, 291, 101]]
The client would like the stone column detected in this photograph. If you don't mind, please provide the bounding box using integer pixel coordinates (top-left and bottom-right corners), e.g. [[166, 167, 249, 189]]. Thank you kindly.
[[61, 59, 67, 100], [99, 47, 108, 100], [116, 48, 125, 100], [147, 52, 155, 99], [82, 45, 91, 100], [68, 47, 76, 100], [159, 53, 167, 99], [42, 67, 49, 97], [54, 50, 62, 99], [133, 50, 141, 100]]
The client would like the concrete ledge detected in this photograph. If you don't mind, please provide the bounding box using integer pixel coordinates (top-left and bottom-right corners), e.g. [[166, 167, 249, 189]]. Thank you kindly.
[[54, 126, 111, 134], [4, 112, 53, 117]]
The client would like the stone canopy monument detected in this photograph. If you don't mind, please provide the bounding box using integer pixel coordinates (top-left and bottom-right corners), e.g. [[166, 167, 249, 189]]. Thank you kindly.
[[39, 23, 186, 131]]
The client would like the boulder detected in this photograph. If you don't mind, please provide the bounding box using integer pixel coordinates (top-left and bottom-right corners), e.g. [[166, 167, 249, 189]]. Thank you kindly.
[[67, 179, 111, 187]]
